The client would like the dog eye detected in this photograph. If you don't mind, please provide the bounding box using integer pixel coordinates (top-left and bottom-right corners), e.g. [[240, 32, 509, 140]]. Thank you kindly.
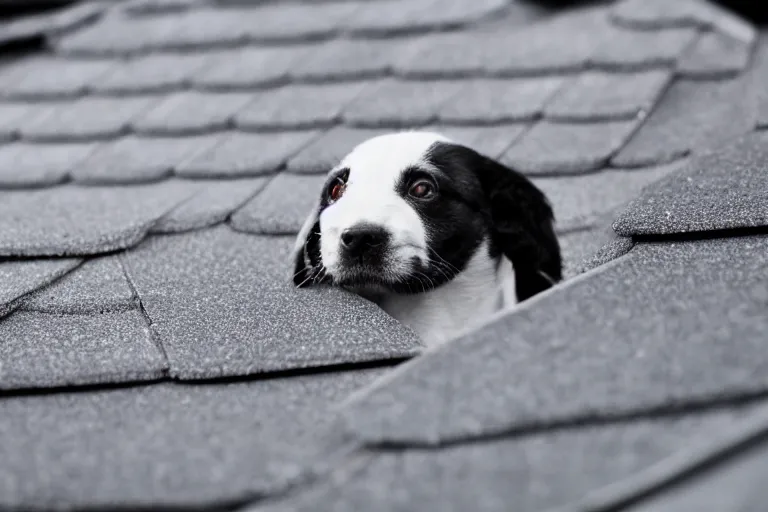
[[328, 178, 346, 202], [409, 180, 435, 199]]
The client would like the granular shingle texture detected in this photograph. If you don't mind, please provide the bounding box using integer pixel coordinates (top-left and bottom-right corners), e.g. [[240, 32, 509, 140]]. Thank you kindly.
[[265, 402, 768, 512], [614, 131, 768, 236], [0, 0, 766, 510], [0, 368, 388, 510], [121, 227, 422, 379], [0, 309, 165, 390], [502, 119, 641, 175], [0, 181, 198, 257], [20, 255, 135, 314], [0, 258, 81, 318], [340, 235, 768, 444]]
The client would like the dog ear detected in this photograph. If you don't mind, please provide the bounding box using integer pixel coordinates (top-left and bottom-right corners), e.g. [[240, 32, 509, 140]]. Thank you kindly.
[[470, 151, 562, 302], [291, 203, 324, 288]]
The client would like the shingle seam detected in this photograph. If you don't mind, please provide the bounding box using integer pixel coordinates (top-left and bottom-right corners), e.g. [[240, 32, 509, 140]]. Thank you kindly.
[[117, 251, 171, 374], [354, 390, 768, 452], [550, 398, 768, 512], [0, 258, 83, 318], [614, 224, 768, 242]]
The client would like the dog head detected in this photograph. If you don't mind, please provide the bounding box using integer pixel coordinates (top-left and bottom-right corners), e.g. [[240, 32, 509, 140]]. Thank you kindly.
[[292, 131, 561, 303]]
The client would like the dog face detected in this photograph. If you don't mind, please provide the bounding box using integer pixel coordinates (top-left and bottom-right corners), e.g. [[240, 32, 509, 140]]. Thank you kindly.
[[292, 131, 562, 303]]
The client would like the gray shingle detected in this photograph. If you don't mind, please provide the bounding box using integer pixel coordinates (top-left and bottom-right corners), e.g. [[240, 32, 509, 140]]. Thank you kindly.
[[0, 1, 106, 42], [0, 57, 117, 99], [532, 160, 686, 234], [544, 70, 672, 122], [612, 77, 758, 168], [590, 26, 699, 71], [677, 30, 754, 79], [343, 79, 464, 128], [131, 92, 255, 135], [292, 38, 405, 82], [91, 52, 214, 94], [192, 46, 312, 90], [558, 226, 617, 279], [627, 434, 768, 512], [73, 135, 219, 185], [235, 82, 369, 131], [152, 178, 270, 233], [132, 8, 251, 49], [273, 403, 768, 512], [55, 14, 181, 55], [20, 256, 135, 314], [240, 2, 359, 42], [120, 0, 204, 15], [0, 368, 386, 510], [0, 142, 99, 188], [428, 124, 528, 160], [20, 96, 158, 142], [339, 235, 768, 445], [501, 119, 640, 175], [613, 131, 768, 236], [0, 309, 165, 390], [0, 181, 199, 257], [610, 0, 757, 45], [345, 0, 508, 36], [0, 258, 81, 318], [438, 77, 563, 124], [176, 130, 319, 178], [286, 126, 391, 174], [394, 8, 607, 78], [230, 174, 325, 235], [0, 103, 41, 141], [121, 227, 422, 379]]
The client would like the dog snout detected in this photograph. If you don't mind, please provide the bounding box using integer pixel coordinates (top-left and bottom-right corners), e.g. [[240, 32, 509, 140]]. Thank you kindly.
[[340, 224, 390, 260]]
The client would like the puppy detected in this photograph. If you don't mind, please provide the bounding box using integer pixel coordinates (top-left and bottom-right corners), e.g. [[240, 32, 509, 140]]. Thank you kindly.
[[291, 131, 561, 347]]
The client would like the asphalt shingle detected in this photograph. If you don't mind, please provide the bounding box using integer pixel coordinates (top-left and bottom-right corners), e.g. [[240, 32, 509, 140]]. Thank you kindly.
[[501, 119, 641, 175], [590, 26, 699, 70], [230, 174, 325, 235], [0, 103, 38, 141], [121, 227, 421, 379], [0, 1, 106, 43], [0, 57, 116, 99], [0, 258, 81, 318], [56, 14, 186, 55], [73, 135, 219, 185], [131, 92, 255, 136], [192, 46, 312, 90], [558, 225, 619, 279], [613, 131, 768, 236], [612, 76, 759, 168], [395, 7, 606, 78], [437, 77, 563, 124], [429, 124, 528, 159], [235, 82, 369, 131], [677, 30, 755, 79], [176, 131, 320, 178], [0, 181, 198, 257], [339, 235, 768, 444], [345, 0, 507, 36], [238, 2, 359, 42], [532, 160, 686, 233], [152, 178, 270, 233], [91, 52, 214, 94], [0, 142, 99, 188], [610, 0, 756, 45], [544, 70, 672, 122], [343, 79, 464, 128], [0, 309, 165, 390], [20, 96, 158, 142], [292, 38, 404, 82], [20, 255, 135, 314], [286, 126, 390, 174], [269, 403, 768, 512], [0, 368, 388, 510]]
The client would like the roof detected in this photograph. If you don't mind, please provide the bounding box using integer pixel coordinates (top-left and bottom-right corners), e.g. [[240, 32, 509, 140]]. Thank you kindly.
[[0, 0, 767, 510]]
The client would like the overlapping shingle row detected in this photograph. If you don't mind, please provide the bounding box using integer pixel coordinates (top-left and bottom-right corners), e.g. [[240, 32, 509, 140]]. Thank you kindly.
[[1, 0, 768, 510]]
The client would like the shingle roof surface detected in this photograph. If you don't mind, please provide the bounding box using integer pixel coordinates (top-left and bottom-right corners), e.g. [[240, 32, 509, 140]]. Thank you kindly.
[[0, 0, 767, 510]]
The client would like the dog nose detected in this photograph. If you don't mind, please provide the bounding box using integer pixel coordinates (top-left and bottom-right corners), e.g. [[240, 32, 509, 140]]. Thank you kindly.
[[340, 224, 389, 258]]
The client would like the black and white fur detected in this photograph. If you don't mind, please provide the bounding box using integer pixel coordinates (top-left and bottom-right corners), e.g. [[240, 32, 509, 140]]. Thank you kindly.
[[292, 131, 562, 347]]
